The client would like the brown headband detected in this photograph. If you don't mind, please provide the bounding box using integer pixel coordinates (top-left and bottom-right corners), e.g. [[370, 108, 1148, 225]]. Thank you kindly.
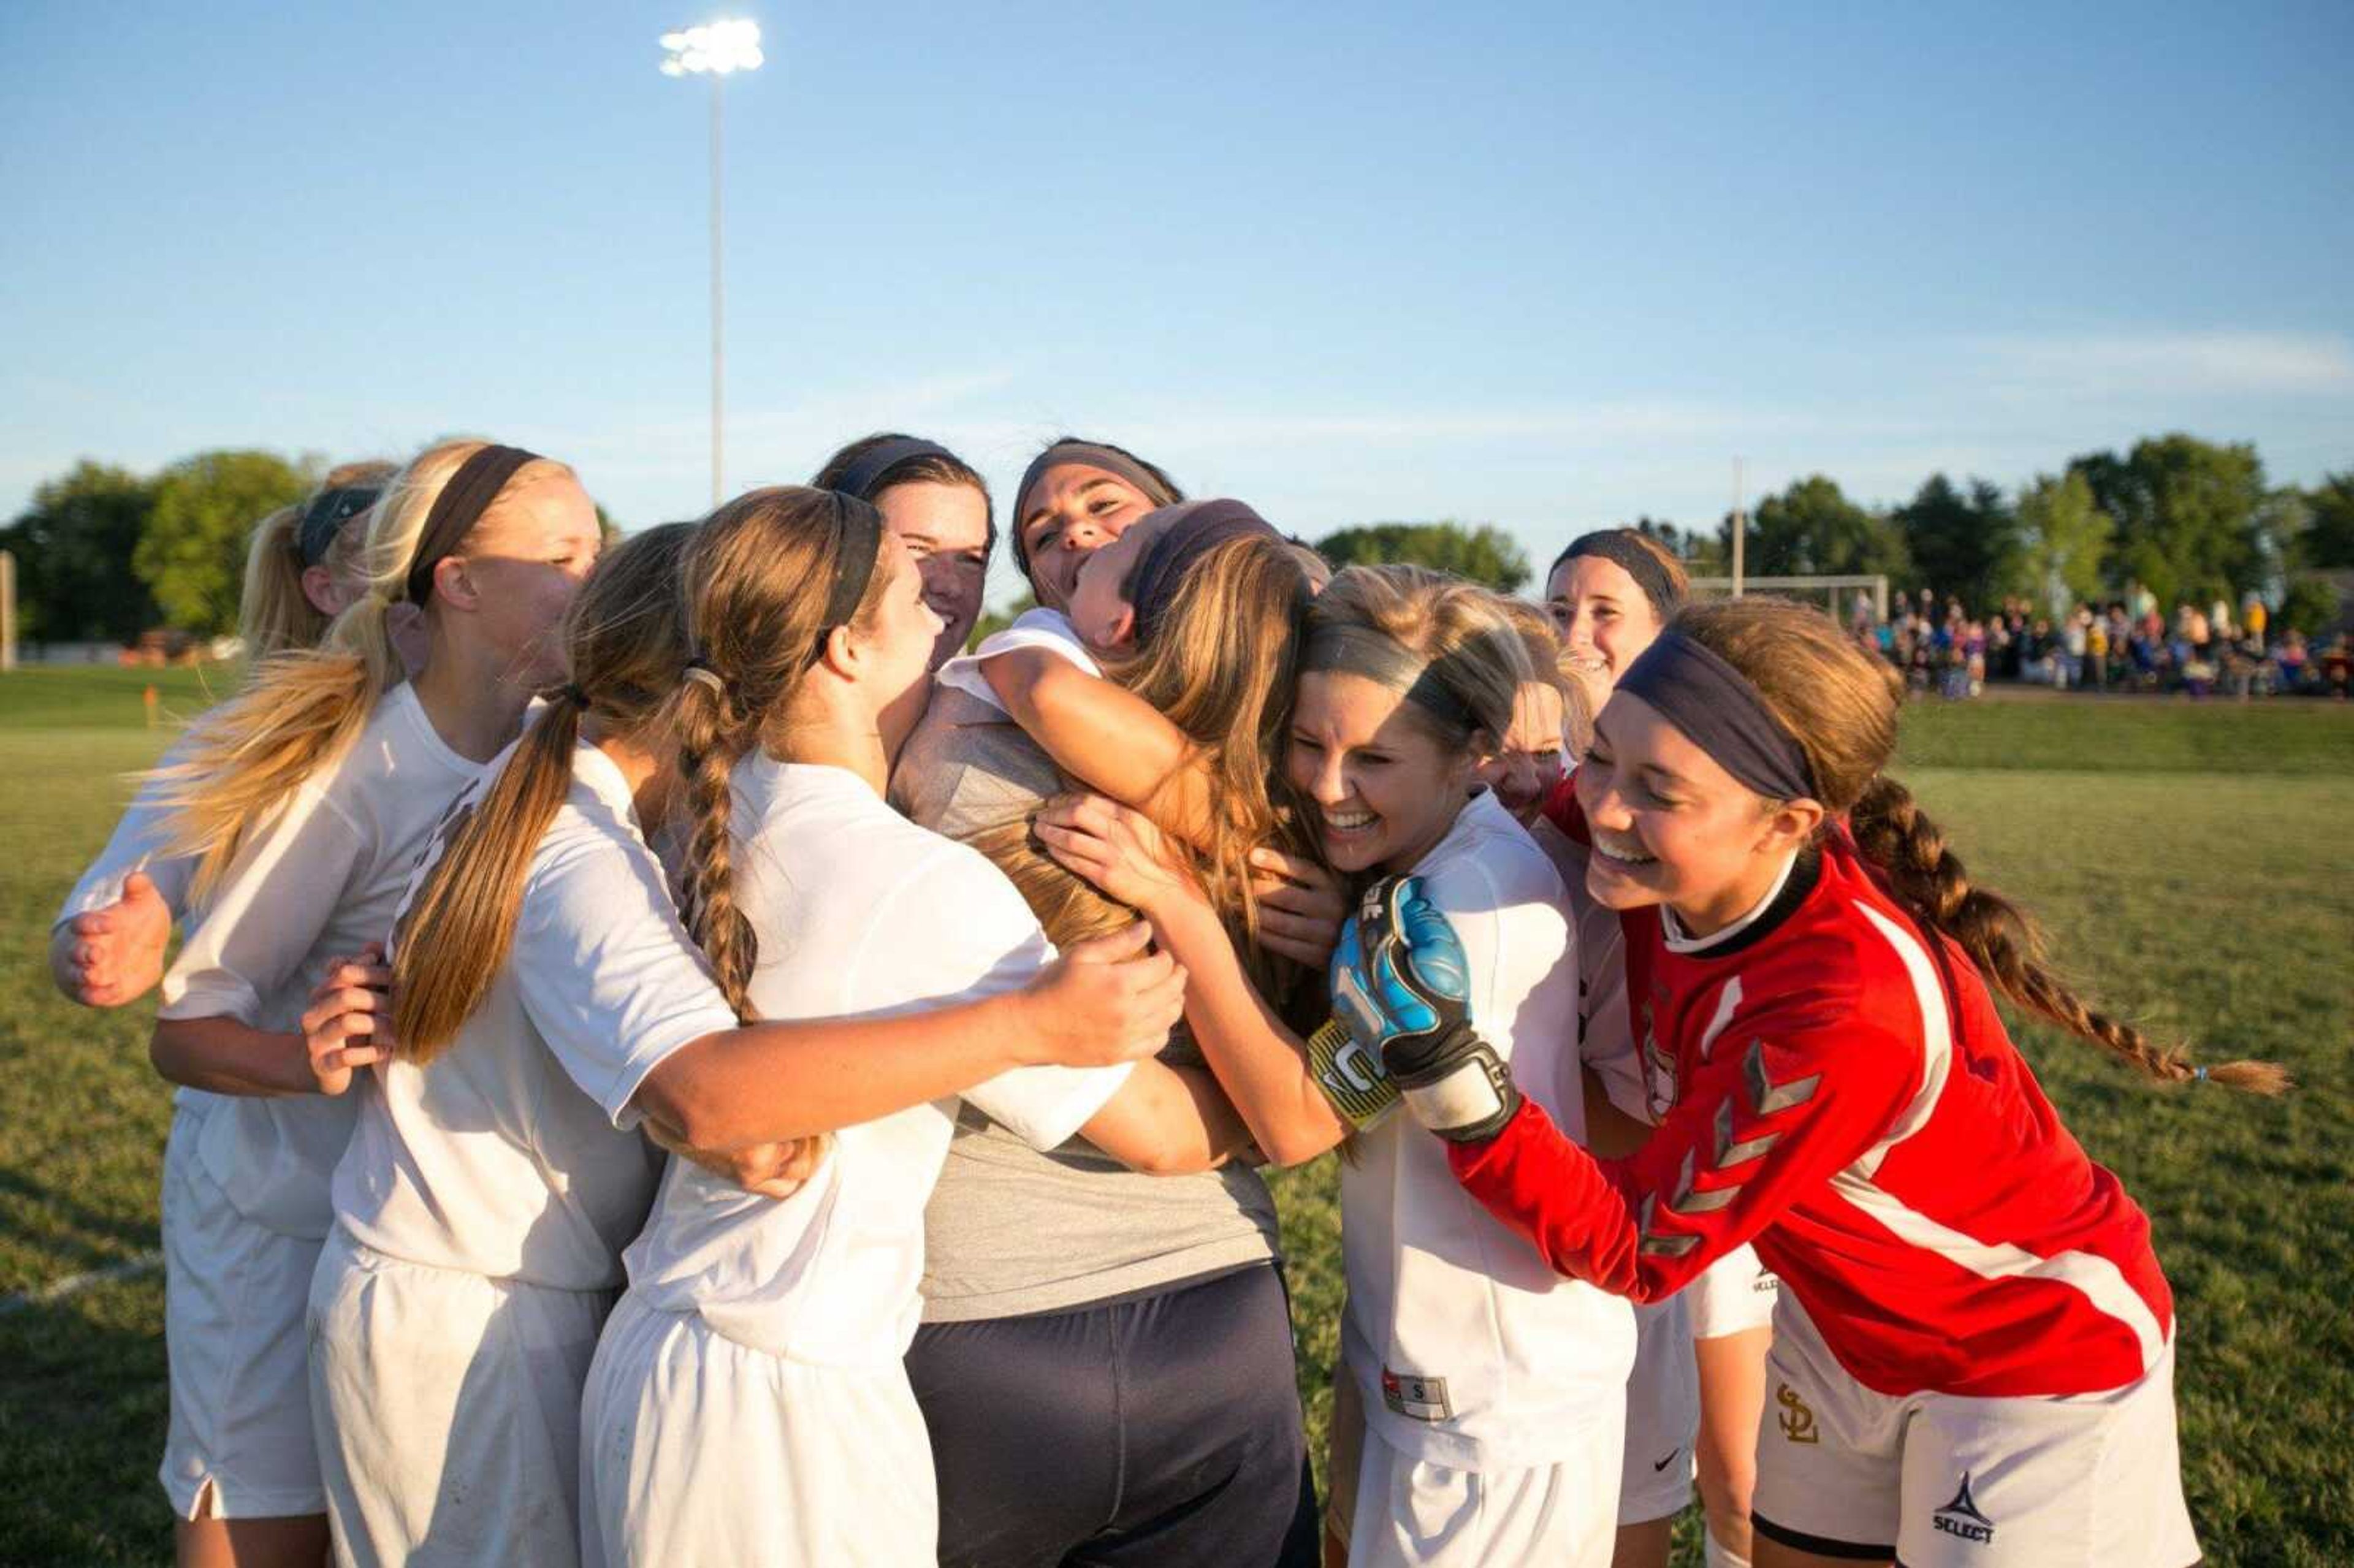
[[403, 444, 544, 606]]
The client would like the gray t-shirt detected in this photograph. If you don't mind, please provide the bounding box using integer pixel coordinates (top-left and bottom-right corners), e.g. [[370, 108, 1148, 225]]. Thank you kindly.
[[891, 682, 1281, 1322]]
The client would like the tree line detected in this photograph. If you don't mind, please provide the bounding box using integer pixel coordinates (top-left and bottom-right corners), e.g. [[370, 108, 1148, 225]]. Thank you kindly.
[[6, 434, 2348, 646], [1629, 435, 2353, 631]]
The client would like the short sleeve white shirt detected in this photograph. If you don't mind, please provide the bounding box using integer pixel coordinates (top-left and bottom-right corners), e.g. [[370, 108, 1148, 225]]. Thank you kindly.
[[332, 741, 742, 1290], [158, 683, 492, 1238], [932, 607, 1100, 714], [619, 759, 1133, 1365], [1340, 790, 1638, 1471], [54, 743, 197, 931]]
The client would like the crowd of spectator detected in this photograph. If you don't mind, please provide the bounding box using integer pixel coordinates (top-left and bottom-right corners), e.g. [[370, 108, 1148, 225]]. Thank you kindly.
[[1851, 587, 2353, 701]]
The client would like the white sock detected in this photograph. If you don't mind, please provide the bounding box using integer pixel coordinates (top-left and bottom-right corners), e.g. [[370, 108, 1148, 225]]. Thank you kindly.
[[1704, 1528, 1752, 1568]]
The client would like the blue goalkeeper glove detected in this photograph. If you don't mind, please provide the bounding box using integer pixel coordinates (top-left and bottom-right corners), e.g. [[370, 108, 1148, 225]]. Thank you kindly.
[[1328, 875, 1520, 1143]]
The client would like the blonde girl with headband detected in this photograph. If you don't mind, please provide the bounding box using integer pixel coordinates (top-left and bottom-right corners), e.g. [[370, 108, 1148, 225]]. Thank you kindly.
[[1351, 596, 2284, 1568], [1541, 526, 1781, 1568], [48, 462, 394, 1011], [137, 438, 597, 1567], [812, 432, 994, 669], [1035, 563, 1637, 1567], [897, 499, 1335, 1568], [294, 517, 1183, 1566], [574, 487, 1254, 1567]]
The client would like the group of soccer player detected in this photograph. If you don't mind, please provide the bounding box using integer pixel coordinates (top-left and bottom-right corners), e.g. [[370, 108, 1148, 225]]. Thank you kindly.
[[50, 431, 2280, 1567]]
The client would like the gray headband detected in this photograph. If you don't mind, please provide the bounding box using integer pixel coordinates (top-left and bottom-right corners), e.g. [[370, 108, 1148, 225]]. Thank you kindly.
[[1550, 530, 1682, 620], [1615, 630, 1817, 800], [1301, 623, 1480, 733], [1128, 498, 1282, 645], [1010, 443, 1178, 577], [828, 436, 956, 503]]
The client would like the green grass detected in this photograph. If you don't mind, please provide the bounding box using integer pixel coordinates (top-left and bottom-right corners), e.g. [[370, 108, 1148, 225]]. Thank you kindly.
[[3, 669, 2349, 1564]]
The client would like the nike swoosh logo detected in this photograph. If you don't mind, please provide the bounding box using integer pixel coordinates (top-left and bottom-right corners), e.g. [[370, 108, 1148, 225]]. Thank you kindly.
[[1653, 1450, 1680, 1472]]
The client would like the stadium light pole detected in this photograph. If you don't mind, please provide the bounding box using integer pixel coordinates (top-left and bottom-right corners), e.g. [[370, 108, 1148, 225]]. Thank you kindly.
[[660, 18, 764, 508]]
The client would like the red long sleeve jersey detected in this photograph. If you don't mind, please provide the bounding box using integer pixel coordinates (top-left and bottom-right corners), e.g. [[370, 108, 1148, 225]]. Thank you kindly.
[[1451, 786, 2173, 1398]]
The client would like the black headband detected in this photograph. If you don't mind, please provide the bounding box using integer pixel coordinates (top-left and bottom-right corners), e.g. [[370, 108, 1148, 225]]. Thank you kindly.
[[1010, 442, 1178, 576], [403, 445, 543, 606], [1550, 531, 1682, 620], [828, 436, 958, 503], [1301, 622, 1482, 733], [1127, 499, 1282, 645], [820, 492, 885, 636], [1616, 630, 1817, 800], [295, 485, 379, 568]]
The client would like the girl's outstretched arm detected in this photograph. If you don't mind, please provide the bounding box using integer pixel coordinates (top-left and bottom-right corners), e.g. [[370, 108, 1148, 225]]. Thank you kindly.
[[1035, 791, 1349, 1166], [983, 649, 1214, 845]]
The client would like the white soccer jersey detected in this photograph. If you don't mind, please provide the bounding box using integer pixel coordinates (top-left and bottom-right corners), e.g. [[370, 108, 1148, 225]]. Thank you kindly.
[[54, 745, 197, 931], [1340, 790, 1637, 1473], [615, 759, 1136, 1364], [158, 682, 492, 1238], [332, 741, 742, 1288], [932, 605, 1099, 714]]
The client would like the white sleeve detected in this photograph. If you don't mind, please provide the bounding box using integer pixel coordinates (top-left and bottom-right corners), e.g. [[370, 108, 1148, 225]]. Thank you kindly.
[[156, 785, 365, 1026], [934, 607, 1103, 710], [53, 759, 197, 931], [856, 842, 1131, 1151], [512, 824, 744, 1131]]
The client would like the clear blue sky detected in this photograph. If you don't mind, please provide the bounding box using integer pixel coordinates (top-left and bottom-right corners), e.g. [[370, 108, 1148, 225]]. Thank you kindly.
[[4, 0, 2348, 606]]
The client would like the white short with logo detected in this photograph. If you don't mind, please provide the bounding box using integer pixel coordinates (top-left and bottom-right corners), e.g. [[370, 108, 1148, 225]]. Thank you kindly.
[[307, 1226, 617, 1566], [1688, 1242, 1778, 1341], [158, 1105, 326, 1520], [1751, 1296, 2199, 1567], [1616, 1294, 1699, 1524], [579, 1293, 937, 1567], [1341, 1400, 1623, 1567]]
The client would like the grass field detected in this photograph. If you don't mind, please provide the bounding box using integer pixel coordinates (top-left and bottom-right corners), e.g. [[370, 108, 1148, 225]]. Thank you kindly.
[[2, 665, 2349, 1565]]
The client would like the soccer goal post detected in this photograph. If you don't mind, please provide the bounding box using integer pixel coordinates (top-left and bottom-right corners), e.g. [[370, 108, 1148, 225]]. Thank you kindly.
[[1686, 573, 1887, 622]]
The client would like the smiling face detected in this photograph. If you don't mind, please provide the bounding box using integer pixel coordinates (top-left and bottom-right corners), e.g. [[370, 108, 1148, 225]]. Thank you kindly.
[[1015, 464, 1162, 612], [1545, 554, 1666, 704], [876, 479, 990, 670], [1287, 671, 1482, 876], [446, 471, 603, 687], [1573, 691, 1819, 935]]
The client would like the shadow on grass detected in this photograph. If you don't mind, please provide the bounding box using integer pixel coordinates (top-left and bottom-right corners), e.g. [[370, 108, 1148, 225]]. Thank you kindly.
[[0, 1281, 174, 1566]]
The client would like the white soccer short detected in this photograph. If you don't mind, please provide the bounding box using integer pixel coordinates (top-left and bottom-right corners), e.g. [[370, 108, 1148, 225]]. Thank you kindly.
[[579, 1293, 938, 1567], [1616, 1293, 1699, 1525], [1688, 1243, 1778, 1341], [1340, 1402, 1623, 1567], [1751, 1296, 2199, 1567], [307, 1227, 616, 1566], [158, 1107, 326, 1520]]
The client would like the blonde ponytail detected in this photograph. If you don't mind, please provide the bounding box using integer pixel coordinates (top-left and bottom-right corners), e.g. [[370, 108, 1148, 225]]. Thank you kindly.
[[153, 438, 570, 903]]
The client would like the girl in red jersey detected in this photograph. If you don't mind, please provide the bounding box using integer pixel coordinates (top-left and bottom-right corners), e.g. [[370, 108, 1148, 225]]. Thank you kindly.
[[1336, 596, 2284, 1568]]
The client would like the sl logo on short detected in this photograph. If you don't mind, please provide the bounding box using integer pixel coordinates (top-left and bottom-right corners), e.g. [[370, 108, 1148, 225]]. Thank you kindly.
[[1932, 1473, 1996, 1546], [1775, 1382, 1819, 1444], [1380, 1366, 1453, 1423]]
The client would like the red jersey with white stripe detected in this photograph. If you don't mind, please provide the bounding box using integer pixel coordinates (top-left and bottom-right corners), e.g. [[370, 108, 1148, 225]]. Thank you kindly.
[[1449, 785, 2173, 1399]]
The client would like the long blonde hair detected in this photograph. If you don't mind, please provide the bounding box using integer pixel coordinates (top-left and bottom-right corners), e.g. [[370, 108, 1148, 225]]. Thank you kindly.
[[959, 533, 1316, 1007], [393, 523, 697, 1061], [236, 460, 396, 660], [1675, 598, 2287, 1096], [151, 438, 574, 902]]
